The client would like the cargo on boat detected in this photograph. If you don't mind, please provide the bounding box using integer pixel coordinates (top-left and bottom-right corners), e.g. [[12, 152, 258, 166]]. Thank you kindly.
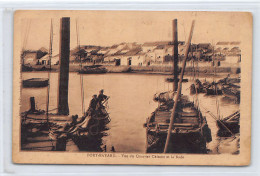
[[22, 78, 49, 88]]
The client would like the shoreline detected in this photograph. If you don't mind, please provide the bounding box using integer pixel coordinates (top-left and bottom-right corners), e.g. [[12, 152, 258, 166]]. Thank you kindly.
[[22, 65, 240, 78]]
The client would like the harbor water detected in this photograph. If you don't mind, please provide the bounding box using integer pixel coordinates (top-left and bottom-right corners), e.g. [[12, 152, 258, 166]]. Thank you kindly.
[[21, 72, 240, 154]]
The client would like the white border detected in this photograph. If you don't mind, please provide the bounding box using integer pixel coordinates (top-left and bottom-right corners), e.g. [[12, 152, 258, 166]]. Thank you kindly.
[[1, 1, 260, 175]]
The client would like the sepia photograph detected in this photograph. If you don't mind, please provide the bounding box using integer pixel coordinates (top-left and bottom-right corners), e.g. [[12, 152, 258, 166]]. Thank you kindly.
[[12, 10, 252, 165]]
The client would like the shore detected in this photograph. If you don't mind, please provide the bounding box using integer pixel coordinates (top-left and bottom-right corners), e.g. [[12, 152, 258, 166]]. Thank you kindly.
[[22, 64, 240, 77]]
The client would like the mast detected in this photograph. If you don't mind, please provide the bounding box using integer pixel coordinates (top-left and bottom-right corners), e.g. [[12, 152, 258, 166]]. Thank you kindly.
[[163, 20, 195, 153], [46, 19, 53, 122], [76, 19, 86, 115], [172, 19, 179, 91], [58, 17, 70, 115]]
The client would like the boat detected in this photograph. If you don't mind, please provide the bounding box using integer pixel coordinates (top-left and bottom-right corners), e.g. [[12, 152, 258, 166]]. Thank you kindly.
[[222, 84, 240, 103], [144, 19, 212, 154], [218, 76, 240, 102], [22, 78, 49, 88], [205, 82, 222, 95], [69, 105, 111, 151], [21, 18, 111, 152], [165, 78, 188, 83], [190, 80, 222, 95], [218, 75, 240, 85], [217, 111, 240, 137], [190, 79, 205, 94], [78, 65, 107, 74], [145, 94, 212, 153]]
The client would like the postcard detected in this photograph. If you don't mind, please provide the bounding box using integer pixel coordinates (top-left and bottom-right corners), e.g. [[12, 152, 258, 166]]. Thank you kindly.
[[12, 10, 252, 165]]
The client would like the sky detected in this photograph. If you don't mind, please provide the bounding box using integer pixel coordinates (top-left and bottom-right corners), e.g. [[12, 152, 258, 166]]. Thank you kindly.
[[19, 11, 251, 52]]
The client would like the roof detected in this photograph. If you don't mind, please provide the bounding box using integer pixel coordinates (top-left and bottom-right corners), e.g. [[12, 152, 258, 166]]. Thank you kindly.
[[216, 42, 229, 45], [197, 43, 211, 48], [230, 42, 240, 45], [142, 41, 170, 47], [124, 47, 143, 56], [154, 45, 166, 50], [216, 41, 241, 45], [110, 44, 119, 49]]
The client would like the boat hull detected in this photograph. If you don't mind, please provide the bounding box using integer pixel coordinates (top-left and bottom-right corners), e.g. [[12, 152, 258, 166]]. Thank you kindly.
[[145, 95, 212, 154], [217, 120, 239, 137], [23, 78, 49, 88], [146, 130, 207, 153], [222, 87, 240, 102]]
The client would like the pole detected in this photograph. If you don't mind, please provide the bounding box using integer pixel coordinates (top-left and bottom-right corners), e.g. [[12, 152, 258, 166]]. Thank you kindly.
[[173, 19, 179, 91], [58, 17, 70, 115], [76, 19, 85, 116], [30, 97, 36, 112], [163, 20, 195, 153], [46, 19, 53, 123]]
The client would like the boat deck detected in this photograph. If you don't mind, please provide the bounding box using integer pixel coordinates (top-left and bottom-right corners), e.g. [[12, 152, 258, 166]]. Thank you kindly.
[[149, 103, 201, 133]]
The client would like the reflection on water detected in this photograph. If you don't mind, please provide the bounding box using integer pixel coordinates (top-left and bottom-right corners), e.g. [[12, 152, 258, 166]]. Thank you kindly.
[[21, 72, 239, 154]]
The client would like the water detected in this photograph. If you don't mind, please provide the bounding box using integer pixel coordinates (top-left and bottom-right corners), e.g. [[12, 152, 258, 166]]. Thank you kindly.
[[21, 72, 240, 154]]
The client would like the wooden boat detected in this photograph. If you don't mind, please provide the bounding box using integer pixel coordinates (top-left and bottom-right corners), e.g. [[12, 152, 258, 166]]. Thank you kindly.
[[218, 76, 240, 85], [166, 78, 188, 83], [217, 111, 240, 137], [69, 107, 111, 151], [21, 99, 111, 151], [205, 82, 222, 95], [21, 18, 111, 152], [145, 94, 212, 153], [78, 65, 107, 74], [222, 85, 240, 103], [144, 20, 212, 154], [190, 79, 222, 95], [22, 78, 49, 88], [190, 79, 205, 94]]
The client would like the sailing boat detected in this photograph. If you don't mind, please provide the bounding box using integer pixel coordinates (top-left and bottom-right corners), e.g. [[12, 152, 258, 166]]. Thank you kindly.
[[21, 17, 111, 151], [48, 18, 111, 151], [216, 111, 240, 137], [144, 19, 212, 154]]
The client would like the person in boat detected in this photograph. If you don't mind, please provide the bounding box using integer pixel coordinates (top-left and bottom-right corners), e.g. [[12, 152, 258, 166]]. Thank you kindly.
[[97, 89, 109, 114], [87, 94, 98, 116]]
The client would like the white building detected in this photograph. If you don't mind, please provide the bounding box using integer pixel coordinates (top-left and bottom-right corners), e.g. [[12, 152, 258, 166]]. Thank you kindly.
[[120, 54, 146, 66], [38, 53, 60, 65]]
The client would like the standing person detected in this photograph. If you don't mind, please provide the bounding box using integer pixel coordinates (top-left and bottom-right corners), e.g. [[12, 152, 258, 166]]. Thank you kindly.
[[87, 94, 98, 116], [98, 89, 107, 103], [97, 89, 109, 114]]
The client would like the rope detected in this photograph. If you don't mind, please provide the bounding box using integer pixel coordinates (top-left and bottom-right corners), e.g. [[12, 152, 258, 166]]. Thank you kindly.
[[46, 19, 55, 149], [21, 19, 31, 65], [212, 45, 221, 120], [22, 19, 31, 52], [76, 19, 85, 116]]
